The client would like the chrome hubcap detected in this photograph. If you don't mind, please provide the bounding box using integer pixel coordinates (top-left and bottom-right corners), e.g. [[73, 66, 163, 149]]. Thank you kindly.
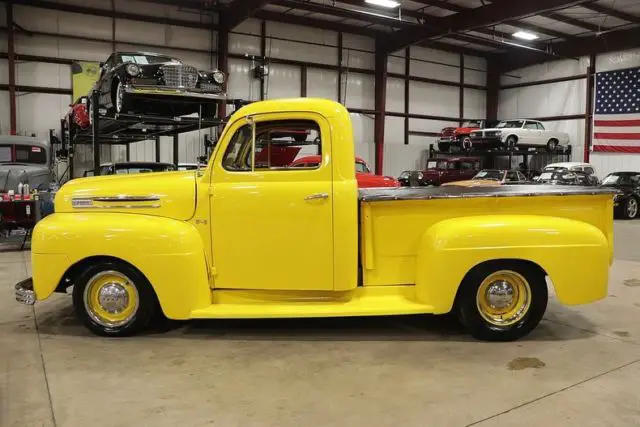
[[628, 199, 638, 217], [485, 280, 515, 310], [463, 138, 471, 149], [98, 283, 129, 314]]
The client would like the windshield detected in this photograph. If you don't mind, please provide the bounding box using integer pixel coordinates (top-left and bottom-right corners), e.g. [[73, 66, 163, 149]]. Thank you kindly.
[[601, 174, 620, 185], [119, 54, 179, 65], [0, 144, 47, 164], [426, 160, 450, 169], [496, 120, 524, 129], [473, 170, 503, 180], [355, 161, 370, 174], [462, 120, 481, 128]]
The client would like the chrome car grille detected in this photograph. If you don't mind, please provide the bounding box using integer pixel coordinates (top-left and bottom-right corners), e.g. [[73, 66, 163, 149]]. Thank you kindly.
[[161, 64, 198, 89], [485, 131, 500, 137]]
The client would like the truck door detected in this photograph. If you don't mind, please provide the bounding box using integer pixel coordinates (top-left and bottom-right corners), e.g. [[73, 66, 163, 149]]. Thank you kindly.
[[209, 113, 334, 291]]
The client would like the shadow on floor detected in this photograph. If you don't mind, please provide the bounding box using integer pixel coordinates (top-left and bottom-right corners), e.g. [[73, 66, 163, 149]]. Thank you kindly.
[[29, 297, 596, 343]]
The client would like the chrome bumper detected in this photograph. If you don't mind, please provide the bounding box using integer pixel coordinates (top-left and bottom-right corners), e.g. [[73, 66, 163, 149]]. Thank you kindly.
[[15, 277, 36, 305], [125, 85, 227, 100]]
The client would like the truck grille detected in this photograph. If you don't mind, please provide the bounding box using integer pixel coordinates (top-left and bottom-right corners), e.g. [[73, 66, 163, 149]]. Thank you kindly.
[[161, 64, 198, 89]]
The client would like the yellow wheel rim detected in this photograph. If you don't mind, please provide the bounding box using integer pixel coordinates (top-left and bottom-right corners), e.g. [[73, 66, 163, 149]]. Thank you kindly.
[[476, 270, 531, 327], [83, 271, 139, 328]]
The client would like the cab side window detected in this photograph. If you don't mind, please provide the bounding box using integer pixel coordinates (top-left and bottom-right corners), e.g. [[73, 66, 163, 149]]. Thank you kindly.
[[222, 120, 321, 172], [461, 161, 474, 170]]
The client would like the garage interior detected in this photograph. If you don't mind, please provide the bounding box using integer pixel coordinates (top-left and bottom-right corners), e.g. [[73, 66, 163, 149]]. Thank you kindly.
[[2, 0, 640, 425]]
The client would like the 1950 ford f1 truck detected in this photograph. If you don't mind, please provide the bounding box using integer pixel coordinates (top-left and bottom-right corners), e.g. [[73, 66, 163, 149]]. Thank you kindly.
[[15, 98, 616, 341]]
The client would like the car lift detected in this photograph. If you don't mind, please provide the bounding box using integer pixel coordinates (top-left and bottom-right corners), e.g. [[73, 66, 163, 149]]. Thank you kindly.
[[428, 144, 572, 171], [57, 91, 249, 177]]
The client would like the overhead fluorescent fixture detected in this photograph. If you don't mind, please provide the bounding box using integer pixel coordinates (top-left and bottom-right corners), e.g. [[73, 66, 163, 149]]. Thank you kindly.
[[365, 0, 400, 8], [513, 31, 538, 41]]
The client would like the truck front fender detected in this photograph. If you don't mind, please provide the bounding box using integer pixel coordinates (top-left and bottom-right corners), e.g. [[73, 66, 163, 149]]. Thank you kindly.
[[415, 215, 609, 313], [31, 213, 210, 319]]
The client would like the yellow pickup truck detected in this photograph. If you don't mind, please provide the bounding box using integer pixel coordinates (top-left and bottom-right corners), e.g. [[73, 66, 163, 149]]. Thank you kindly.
[[15, 98, 616, 341]]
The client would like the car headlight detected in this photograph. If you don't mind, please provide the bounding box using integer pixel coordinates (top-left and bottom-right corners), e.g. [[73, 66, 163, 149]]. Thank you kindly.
[[213, 70, 225, 84], [125, 63, 140, 77], [417, 172, 424, 180], [495, 130, 502, 136]]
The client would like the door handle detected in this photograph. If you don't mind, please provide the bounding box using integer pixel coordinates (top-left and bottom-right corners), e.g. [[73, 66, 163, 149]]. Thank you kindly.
[[305, 193, 329, 201]]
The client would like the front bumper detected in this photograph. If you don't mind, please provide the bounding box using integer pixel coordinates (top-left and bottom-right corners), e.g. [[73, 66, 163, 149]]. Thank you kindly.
[[125, 85, 228, 101], [15, 277, 36, 305]]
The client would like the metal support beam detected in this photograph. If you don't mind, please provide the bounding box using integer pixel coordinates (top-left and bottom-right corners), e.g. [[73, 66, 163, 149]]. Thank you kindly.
[[6, 1, 16, 135], [260, 19, 266, 101], [404, 47, 410, 146], [91, 90, 101, 176], [374, 40, 387, 175], [459, 54, 464, 126], [300, 65, 307, 97], [584, 54, 596, 163], [337, 32, 343, 104], [173, 134, 179, 165], [581, 3, 639, 23], [155, 137, 161, 162], [384, 0, 592, 53], [542, 12, 604, 32], [217, 20, 229, 120], [486, 62, 499, 121], [125, 143, 130, 162], [224, 0, 272, 30]]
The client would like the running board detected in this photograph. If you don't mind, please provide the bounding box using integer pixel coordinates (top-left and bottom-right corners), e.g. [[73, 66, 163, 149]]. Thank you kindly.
[[189, 285, 434, 319]]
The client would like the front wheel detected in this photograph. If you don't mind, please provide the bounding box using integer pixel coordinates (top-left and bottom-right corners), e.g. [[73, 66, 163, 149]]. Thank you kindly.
[[461, 136, 472, 152], [456, 261, 548, 341], [72, 261, 157, 336], [546, 138, 558, 152], [506, 136, 518, 150], [623, 197, 639, 219]]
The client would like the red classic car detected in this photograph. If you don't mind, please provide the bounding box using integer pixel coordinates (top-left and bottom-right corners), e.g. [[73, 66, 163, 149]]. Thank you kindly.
[[437, 119, 500, 152], [421, 157, 482, 186], [64, 96, 90, 140], [290, 156, 399, 188]]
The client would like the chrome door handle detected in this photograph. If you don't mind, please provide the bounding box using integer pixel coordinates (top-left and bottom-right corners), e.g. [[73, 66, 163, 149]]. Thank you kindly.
[[305, 193, 329, 201]]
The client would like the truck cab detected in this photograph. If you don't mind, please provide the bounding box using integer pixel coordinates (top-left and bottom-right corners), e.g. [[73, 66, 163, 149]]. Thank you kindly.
[[18, 98, 616, 342]]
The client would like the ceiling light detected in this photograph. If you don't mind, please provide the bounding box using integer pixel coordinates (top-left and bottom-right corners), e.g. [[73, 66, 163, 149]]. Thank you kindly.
[[513, 31, 538, 41], [365, 0, 400, 8]]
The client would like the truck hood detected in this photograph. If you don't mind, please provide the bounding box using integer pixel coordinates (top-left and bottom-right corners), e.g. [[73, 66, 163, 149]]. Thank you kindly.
[[54, 171, 197, 221]]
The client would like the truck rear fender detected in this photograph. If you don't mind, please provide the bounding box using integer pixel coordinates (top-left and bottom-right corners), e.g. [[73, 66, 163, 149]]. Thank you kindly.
[[414, 215, 609, 313], [31, 213, 211, 319]]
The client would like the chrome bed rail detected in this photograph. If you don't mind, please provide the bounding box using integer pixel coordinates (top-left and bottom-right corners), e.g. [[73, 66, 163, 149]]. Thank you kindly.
[[359, 185, 620, 202]]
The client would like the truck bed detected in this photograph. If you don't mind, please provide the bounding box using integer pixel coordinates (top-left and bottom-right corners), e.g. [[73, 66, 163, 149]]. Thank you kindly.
[[358, 184, 617, 312]]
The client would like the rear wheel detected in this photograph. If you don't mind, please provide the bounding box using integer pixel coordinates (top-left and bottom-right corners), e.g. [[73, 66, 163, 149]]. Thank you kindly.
[[623, 197, 639, 219], [456, 261, 548, 341], [72, 261, 157, 336], [506, 136, 518, 150], [546, 138, 558, 152]]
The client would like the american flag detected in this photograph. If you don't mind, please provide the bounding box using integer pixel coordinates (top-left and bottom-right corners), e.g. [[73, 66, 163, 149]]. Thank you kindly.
[[593, 66, 640, 153]]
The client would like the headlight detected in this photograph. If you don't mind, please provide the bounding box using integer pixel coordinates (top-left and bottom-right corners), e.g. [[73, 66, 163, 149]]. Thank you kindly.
[[495, 130, 502, 136], [125, 63, 140, 77], [213, 70, 225, 84], [417, 172, 424, 180]]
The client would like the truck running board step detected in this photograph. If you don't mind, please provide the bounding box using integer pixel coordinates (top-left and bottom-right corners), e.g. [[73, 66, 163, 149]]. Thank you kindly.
[[189, 286, 435, 319]]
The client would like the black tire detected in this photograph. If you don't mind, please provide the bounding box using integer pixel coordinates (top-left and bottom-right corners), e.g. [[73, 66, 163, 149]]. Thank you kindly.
[[72, 260, 157, 337], [438, 142, 451, 153], [461, 136, 472, 152], [546, 138, 558, 152], [506, 135, 518, 150], [622, 197, 639, 220], [456, 261, 548, 342]]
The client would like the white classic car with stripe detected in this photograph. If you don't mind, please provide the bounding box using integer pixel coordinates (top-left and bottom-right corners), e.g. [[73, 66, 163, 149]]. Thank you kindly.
[[470, 119, 570, 151]]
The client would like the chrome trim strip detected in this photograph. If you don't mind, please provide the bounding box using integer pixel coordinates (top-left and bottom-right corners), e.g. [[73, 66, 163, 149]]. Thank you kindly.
[[72, 194, 162, 209], [126, 85, 227, 100]]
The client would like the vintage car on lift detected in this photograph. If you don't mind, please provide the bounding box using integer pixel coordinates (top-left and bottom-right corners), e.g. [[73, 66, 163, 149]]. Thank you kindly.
[[470, 119, 570, 152], [420, 157, 481, 186], [441, 169, 529, 187], [437, 119, 500, 152], [89, 51, 226, 120], [15, 98, 617, 342], [600, 172, 640, 220], [290, 156, 399, 188], [536, 170, 599, 187]]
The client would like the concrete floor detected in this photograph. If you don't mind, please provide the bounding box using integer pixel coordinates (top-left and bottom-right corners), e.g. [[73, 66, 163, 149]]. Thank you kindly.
[[3, 222, 640, 427]]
